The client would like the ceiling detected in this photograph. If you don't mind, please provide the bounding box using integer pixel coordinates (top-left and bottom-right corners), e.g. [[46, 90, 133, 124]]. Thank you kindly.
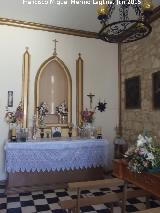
[[0, 0, 159, 33]]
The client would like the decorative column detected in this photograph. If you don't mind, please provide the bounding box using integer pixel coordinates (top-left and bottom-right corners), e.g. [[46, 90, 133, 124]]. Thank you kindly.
[[22, 47, 30, 128], [76, 53, 83, 127]]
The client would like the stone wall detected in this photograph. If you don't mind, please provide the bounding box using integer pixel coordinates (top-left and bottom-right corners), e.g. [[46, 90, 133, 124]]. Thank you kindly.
[[121, 18, 160, 144]]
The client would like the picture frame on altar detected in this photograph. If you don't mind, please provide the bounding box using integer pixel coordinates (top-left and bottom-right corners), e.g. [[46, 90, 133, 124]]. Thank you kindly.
[[8, 91, 13, 107], [52, 127, 62, 137], [152, 71, 160, 109], [125, 76, 141, 109]]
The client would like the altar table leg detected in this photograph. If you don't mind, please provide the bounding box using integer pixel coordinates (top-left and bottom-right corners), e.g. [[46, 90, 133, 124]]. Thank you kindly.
[[122, 181, 128, 213]]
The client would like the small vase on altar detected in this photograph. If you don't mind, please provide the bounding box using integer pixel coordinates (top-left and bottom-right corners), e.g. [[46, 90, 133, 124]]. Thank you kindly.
[[81, 107, 96, 138], [83, 122, 95, 138], [19, 128, 27, 142]]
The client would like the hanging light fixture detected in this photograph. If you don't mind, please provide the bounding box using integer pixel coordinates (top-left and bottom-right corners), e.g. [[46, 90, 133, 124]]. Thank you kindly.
[[97, 0, 153, 43]]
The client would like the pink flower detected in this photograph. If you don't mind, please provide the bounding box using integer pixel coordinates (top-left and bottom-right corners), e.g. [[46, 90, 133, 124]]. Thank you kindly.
[[143, 161, 148, 167], [5, 101, 23, 124], [139, 148, 145, 156], [81, 108, 95, 123]]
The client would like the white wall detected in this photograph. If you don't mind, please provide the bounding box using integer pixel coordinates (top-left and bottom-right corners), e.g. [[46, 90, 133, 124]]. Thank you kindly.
[[0, 25, 118, 180]]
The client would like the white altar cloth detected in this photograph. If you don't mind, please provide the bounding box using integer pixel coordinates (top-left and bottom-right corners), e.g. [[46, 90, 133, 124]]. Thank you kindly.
[[5, 138, 109, 172]]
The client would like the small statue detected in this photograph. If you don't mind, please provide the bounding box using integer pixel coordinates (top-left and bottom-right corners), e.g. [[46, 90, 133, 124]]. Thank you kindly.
[[96, 127, 102, 139]]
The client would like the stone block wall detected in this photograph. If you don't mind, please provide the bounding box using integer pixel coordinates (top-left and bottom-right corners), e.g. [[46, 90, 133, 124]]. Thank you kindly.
[[121, 18, 160, 144]]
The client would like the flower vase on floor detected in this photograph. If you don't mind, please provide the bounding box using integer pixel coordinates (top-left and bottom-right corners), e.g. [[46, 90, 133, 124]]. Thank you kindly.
[[147, 167, 160, 173]]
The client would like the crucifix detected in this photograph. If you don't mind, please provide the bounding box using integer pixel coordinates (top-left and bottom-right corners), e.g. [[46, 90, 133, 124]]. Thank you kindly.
[[87, 92, 95, 109], [53, 39, 58, 56]]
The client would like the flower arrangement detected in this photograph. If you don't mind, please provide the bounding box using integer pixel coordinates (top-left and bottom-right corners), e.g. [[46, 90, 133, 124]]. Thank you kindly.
[[37, 102, 48, 126], [5, 111, 17, 124], [5, 101, 23, 124], [124, 133, 160, 173], [81, 108, 96, 123], [80, 100, 107, 124], [15, 101, 23, 124], [56, 101, 68, 116]]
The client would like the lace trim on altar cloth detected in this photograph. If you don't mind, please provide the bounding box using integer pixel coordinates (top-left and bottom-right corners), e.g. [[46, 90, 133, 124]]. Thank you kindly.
[[5, 139, 109, 173]]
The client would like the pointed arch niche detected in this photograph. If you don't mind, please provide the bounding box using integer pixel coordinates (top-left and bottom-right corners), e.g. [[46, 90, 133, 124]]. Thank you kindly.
[[35, 56, 72, 128]]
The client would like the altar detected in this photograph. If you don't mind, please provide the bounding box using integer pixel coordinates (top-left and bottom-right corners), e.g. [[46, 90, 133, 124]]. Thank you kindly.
[[5, 138, 109, 188]]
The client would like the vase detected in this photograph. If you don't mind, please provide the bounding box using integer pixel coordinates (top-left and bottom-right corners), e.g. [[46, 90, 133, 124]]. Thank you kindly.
[[61, 113, 68, 124], [19, 128, 27, 142], [83, 122, 95, 138], [147, 167, 160, 173]]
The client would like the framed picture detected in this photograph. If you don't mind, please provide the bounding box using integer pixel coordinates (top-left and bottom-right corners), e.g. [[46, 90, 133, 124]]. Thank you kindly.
[[8, 91, 13, 107], [125, 76, 141, 109], [152, 71, 160, 109], [51, 127, 62, 137]]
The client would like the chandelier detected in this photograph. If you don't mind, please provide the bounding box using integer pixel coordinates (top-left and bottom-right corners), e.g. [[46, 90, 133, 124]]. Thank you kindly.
[[97, 0, 153, 43]]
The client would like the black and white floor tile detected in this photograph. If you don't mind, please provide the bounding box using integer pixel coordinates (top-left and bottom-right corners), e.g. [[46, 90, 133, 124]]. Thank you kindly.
[[0, 182, 160, 213]]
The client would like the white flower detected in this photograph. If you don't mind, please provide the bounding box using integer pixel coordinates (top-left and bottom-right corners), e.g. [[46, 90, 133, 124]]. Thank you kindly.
[[138, 147, 148, 156], [137, 135, 147, 147], [146, 153, 154, 160], [56, 101, 68, 115], [144, 136, 152, 144], [124, 146, 135, 157]]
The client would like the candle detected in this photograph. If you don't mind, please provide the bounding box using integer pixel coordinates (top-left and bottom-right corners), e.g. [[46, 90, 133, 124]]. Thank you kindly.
[[12, 128, 16, 137]]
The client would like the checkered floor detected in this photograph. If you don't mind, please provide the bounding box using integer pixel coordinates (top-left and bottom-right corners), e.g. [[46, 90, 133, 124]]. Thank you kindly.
[[0, 182, 160, 213]]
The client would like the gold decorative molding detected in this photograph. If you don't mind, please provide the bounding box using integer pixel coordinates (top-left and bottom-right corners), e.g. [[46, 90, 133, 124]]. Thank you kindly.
[[22, 47, 30, 128], [76, 53, 83, 127], [0, 5, 159, 39], [34, 55, 72, 128], [0, 17, 97, 39]]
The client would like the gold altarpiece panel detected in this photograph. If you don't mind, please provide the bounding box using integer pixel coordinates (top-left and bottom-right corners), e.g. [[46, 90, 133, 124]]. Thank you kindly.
[[35, 55, 72, 128], [22, 47, 30, 128], [76, 53, 83, 127], [22, 50, 83, 132]]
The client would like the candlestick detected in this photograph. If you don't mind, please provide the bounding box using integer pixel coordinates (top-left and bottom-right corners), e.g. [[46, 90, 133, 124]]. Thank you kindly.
[[12, 128, 16, 137]]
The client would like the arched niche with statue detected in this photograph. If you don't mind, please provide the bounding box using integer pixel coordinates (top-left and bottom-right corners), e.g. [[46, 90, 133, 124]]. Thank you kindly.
[[34, 55, 72, 128]]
